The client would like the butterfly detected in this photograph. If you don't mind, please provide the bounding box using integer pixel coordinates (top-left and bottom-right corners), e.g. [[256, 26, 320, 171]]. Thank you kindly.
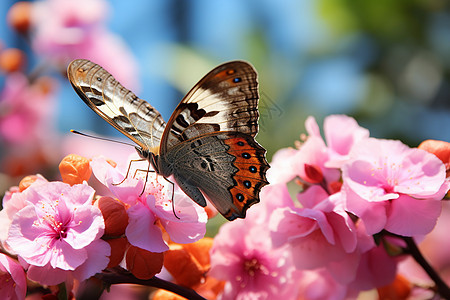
[[67, 59, 269, 221]]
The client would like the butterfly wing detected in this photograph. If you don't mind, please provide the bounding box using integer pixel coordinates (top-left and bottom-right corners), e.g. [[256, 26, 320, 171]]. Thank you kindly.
[[67, 59, 166, 154], [160, 61, 259, 152], [161, 132, 269, 221], [158, 61, 269, 220]]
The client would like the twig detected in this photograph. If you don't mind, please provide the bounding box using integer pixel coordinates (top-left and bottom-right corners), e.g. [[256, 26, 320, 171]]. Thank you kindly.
[[402, 236, 450, 298], [94, 267, 206, 300]]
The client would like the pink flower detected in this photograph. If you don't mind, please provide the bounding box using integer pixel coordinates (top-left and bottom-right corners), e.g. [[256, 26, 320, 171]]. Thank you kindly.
[[269, 186, 369, 284], [267, 115, 367, 187], [90, 156, 207, 253], [306, 115, 369, 168], [6, 181, 110, 285], [342, 138, 450, 236], [209, 217, 297, 300], [348, 243, 399, 291], [31, 0, 139, 90], [0, 254, 27, 300], [0, 73, 56, 146], [0, 175, 48, 249]]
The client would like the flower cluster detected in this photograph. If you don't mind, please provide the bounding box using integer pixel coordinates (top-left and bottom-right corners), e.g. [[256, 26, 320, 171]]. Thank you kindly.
[[1, 116, 449, 299], [0, 154, 207, 299], [208, 115, 450, 299]]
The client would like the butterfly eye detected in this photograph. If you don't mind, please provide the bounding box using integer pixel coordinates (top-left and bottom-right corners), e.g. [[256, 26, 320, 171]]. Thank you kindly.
[[243, 180, 251, 188], [97, 77, 102, 82], [237, 141, 245, 146], [242, 152, 251, 159], [236, 193, 245, 202], [233, 77, 242, 83], [249, 166, 257, 173]]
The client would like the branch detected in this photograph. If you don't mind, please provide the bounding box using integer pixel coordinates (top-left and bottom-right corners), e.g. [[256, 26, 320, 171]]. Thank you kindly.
[[402, 236, 450, 298], [94, 267, 206, 300]]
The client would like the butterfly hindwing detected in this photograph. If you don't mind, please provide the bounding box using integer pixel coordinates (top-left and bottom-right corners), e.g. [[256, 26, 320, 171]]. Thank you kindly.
[[159, 132, 269, 220], [161, 61, 259, 153], [67, 59, 166, 154]]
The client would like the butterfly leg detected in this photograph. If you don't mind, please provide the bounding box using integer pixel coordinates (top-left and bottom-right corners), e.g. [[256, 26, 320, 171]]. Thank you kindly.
[[112, 158, 148, 186], [132, 170, 180, 220], [161, 176, 180, 220]]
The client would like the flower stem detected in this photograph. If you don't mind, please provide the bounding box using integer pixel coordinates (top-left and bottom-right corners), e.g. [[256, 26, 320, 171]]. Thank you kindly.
[[402, 236, 450, 298], [95, 267, 206, 300]]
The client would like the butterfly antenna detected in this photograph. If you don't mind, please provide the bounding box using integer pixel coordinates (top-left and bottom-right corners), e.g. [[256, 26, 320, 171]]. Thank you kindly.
[[70, 130, 136, 147]]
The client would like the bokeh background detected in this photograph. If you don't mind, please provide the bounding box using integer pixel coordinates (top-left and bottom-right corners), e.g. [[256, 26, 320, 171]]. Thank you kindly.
[[1, 0, 450, 192]]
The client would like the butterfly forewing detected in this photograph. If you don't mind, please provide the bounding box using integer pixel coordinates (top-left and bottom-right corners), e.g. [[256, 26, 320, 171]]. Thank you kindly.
[[161, 61, 259, 153], [68, 59, 269, 221], [67, 59, 166, 154]]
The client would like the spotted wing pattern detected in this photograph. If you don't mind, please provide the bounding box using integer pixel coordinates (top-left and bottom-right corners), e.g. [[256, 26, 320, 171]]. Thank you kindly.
[[160, 61, 259, 153], [157, 61, 269, 220], [67, 59, 166, 154]]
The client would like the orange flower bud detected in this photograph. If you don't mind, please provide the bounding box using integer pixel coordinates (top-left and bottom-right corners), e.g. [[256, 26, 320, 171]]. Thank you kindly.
[[377, 274, 411, 299], [105, 237, 128, 268], [6, 2, 32, 33], [164, 244, 205, 288], [98, 196, 128, 236], [164, 238, 214, 288], [0, 48, 26, 73], [182, 238, 213, 269], [419, 140, 450, 165], [126, 246, 164, 280], [18, 175, 39, 192], [152, 289, 186, 300], [59, 154, 92, 185]]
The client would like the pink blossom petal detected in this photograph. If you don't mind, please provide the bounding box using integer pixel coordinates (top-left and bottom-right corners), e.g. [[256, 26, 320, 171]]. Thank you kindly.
[[152, 191, 207, 244], [297, 185, 331, 210], [266, 147, 299, 184], [385, 195, 442, 236], [7, 206, 49, 260], [26, 263, 72, 286], [47, 239, 87, 270], [0, 254, 27, 300], [344, 188, 388, 235], [290, 230, 345, 270], [349, 244, 397, 290], [305, 115, 321, 137], [269, 208, 318, 247], [324, 115, 369, 168], [72, 239, 110, 281], [126, 202, 168, 252], [64, 205, 105, 249], [326, 209, 357, 253]]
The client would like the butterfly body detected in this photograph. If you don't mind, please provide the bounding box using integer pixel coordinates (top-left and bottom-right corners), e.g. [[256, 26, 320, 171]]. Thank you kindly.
[[68, 59, 269, 221]]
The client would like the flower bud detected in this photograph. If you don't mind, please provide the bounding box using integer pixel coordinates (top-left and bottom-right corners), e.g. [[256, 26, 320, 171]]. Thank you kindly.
[[59, 154, 92, 185], [6, 2, 32, 34], [126, 246, 164, 280], [164, 238, 213, 288], [419, 140, 450, 165], [18, 175, 39, 191], [98, 196, 128, 236], [0, 48, 26, 73], [106, 237, 128, 268]]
